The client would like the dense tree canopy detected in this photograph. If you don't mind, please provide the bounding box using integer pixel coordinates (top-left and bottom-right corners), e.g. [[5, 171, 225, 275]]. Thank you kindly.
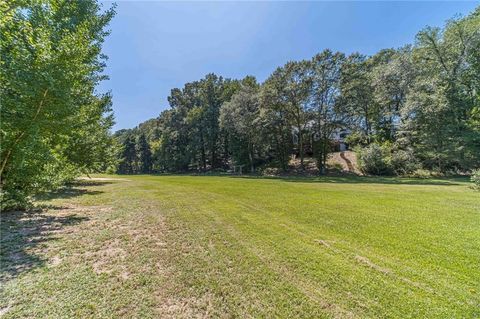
[[115, 7, 479, 176], [0, 0, 116, 209]]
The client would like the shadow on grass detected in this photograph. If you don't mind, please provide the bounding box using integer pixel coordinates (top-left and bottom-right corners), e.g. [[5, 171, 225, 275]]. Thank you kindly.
[[36, 188, 104, 201], [0, 209, 89, 282], [35, 180, 112, 202], [226, 175, 466, 186], [147, 171, 467, 186], [0, 180, 113, 281], [72, 180, 116, 187]]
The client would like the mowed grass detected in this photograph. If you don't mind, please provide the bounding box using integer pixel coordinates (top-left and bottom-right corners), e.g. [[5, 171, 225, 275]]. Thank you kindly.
[[1, 175, 479, 318]]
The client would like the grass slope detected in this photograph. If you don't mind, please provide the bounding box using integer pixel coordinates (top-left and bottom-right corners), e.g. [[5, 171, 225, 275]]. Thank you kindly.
[[1, 175, 479, 318]]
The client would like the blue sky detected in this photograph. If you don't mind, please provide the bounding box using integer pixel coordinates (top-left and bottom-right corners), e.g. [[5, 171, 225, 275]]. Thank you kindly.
[[99, 1, 479, 131]]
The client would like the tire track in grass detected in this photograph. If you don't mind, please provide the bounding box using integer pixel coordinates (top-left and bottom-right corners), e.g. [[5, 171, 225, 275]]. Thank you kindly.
[[188, 188, 459, 317], [144, 178, 480, 317], [175, 190, 356, 318]]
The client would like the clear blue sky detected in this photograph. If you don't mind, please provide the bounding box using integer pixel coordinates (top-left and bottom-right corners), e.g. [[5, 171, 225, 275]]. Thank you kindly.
[[99, 1, 479, 131]]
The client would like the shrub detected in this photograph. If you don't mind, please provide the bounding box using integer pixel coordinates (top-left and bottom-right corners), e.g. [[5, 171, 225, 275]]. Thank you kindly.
[[330, 163, 344, 172], [391, 149, 420, 175], [408, 169, 434, 179], [356, 143, 393, 175], [471, 169, 480, 190], [0, 158, 79, 211], [345, 131, 369, 147]]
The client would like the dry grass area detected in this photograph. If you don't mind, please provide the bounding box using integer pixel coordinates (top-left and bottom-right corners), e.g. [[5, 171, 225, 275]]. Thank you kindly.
[[1, 182, 175, 318]]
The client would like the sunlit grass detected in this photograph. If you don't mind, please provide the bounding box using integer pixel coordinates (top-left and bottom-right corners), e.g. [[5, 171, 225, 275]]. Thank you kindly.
[[1, 175, 479, 318]]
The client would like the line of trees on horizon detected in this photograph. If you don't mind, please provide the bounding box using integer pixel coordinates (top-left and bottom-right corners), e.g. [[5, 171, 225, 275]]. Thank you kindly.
[[1, 2, 479, 210], [114, 7, 480, 176]]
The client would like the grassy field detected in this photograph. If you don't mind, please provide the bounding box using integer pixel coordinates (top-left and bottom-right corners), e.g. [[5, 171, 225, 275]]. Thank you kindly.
[[1, 175, 479, 318]]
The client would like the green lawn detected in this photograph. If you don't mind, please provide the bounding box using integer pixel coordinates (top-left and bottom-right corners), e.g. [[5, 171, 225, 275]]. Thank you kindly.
[[1, 175, 479, 318]]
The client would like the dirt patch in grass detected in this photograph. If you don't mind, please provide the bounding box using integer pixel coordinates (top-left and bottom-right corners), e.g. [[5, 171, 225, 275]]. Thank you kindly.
[[315, 239, 335, 248], [155, 294, 216, 318], [327, 151, 360, 174], [354, 255, 391, 275], [1, 195, 186, 317]]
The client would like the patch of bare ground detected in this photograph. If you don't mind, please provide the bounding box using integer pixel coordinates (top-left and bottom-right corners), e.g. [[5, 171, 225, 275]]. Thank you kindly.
[[263, 152, 359, 176], [314, 239, 335, 248], [354, 255, 391, 275], [155, 295, 216, 319], [0, 305, 11, 317], [327, 151, 360, 174], [2, 199, 189, 316]]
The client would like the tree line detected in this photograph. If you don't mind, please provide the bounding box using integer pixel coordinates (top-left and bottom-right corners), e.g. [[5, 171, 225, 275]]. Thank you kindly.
[[115, 7, 480, 176], [1, 2, 478, 210]]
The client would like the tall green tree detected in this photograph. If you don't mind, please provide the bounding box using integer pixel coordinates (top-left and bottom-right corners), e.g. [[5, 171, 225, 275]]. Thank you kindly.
[[262, 61, 311, 170], [260, 74, 293, 171], [369, 48, 415, 142], [339, 54, 379, 144], [220, 77, 261, 172], [117, 134, 136, 174], [136, 133, 152, 173], [309, 50, 348, 174], [0, 0, 115, 209], [401, 8, 480, 170]]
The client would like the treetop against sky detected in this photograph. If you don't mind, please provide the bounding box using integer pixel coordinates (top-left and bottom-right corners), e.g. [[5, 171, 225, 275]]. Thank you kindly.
[[98, 1, 479, 131]]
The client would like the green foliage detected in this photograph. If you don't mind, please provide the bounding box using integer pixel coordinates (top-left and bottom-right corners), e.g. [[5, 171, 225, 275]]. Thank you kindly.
[[117, 134, 137, 174], [407, 168, 439, 179], [471, 169, 480, 190], [136, 134, 152, 174], [220, 79, 262, 172], [357, 143, 420, 177], [310, 50, 347, 173], [400, 8, 480, 171], [0, 0, 116, 210], [109, 7, 479, 177], [390, 149, 420, 175], [6, 2, 474, 187], [356, 143, 393, 176]]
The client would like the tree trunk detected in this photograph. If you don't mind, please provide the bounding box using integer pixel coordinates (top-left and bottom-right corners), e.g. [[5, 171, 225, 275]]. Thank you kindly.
[[321, 143, 328, 175], [200, 132, 206, 170], [299, 131, 305, 170], [248, 142, 254, 173], [364, 105, 371, 143], [0, 89, 48, 182], [211, 144, 216, 169]]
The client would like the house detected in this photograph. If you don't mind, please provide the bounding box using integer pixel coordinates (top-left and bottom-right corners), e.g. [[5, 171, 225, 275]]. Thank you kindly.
[[291, 121, 350, 154], [329, 127, 350, 151]]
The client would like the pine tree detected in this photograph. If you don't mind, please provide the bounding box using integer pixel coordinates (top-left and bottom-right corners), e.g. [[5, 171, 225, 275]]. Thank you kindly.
[[118, 135, 137, 174], [137, 134, 152, 173]]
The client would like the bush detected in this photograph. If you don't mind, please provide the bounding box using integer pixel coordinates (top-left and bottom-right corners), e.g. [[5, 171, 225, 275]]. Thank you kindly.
[[345, 131, 369, 147], [356, 143, 393, 175], [0, 157, 79, 211], [391, 149, 420, 175], [407, 168, 434, 179], [471, 169, 480, 190], [329, 163, 344, 172]]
